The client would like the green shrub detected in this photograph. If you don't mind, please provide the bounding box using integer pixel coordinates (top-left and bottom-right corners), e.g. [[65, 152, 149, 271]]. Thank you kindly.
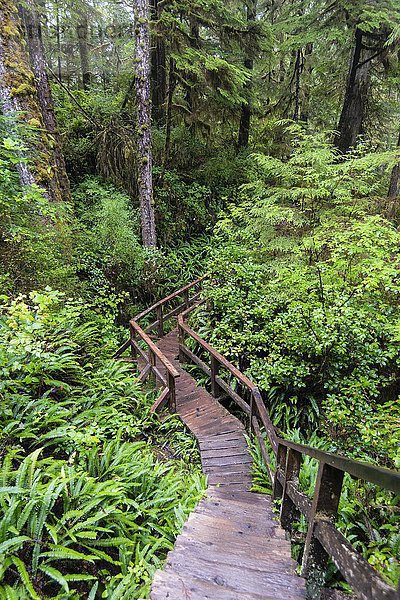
[[0, 116, 75, 293], [196, 131, 400, 466], [0, 289, 205, 598]]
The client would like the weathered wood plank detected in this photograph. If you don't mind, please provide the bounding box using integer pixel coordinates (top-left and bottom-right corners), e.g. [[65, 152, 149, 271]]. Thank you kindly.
[[201, 455, 252, 468], [165, 553, 307, 598], [150, 388, 169, 413], [174, 534, 294, 563], [169, 546, 298, 577], [201, 447, 251, 459], [148, 327, 306, 600], [316, 520, 398, 600], [151, 570, 279, 600]]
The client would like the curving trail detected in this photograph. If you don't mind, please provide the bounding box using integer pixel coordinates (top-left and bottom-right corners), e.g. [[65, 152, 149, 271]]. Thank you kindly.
[[150, 330, 306, 600]]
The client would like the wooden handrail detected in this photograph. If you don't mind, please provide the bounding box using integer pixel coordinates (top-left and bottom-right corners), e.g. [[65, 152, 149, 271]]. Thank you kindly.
[[178, 314, 256, 391], [276, 437, 400, 494], [178, 306, 400, 493], [115, 279, 400, 599], [134, 276, 206, 322], [114, 278, 205, 413], [177, 297, 400, 600], [129, 320, 180, 378]]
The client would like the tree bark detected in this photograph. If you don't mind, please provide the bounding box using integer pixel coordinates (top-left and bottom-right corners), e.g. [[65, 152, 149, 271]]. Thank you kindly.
[[164, 57, 176, 167], [21, 0, 71, 203], [150, 0, 166, 124], [388, 132, 400, 201], [300, 43, 313, 122], [0, 0, 63, 198], [135, 0, 157, 248], [237, 0, 257, 150], [293, 49, 302, 122], [76, 12, 91, 89], [334, 28, 371, 154], [185, 16, 200, 132], [56, 9, 62, 82]]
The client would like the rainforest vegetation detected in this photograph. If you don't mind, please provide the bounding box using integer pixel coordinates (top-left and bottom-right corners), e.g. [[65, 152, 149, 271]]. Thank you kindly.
[[0, 0, 400, 597]]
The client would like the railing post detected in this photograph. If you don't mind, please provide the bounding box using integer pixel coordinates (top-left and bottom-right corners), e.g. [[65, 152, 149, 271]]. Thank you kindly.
[[280, 448, 301, 533], [178, 323, 186, 363], [210, 355, 222, 399], [248, 391, 254, 433], [301, 462, 344, 600], [157, 305, 164, 338], [183, 288, 189, 308], [129, 323, 137, 361], [148, 347, 156, 382], [273, 443, 287, 501], [168, 372, 176, 412]]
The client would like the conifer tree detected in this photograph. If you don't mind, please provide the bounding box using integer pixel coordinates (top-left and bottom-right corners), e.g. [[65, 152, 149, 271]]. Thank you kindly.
[[333, 0, 400, 153], [238, 0, 257, 149], [135, 0, 157, 248]]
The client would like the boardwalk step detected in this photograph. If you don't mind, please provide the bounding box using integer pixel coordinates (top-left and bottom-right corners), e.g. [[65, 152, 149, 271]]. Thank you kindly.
[[201, 454, 252, 468], [149, 328, 306, 599], [165, 554, 306, 598], [174, 535, 295, 565], [150, 570, 276, 600]]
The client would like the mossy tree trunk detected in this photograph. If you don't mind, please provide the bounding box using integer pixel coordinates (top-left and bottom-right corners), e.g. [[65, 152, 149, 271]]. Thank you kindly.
[[237, 0, 257, 150], [135, 0, 157, 248], [20, 0, 71, 203], [0, 0, 66, 201], [76, 11, 91, 90], [185, 16, 200, 133], [164, 57, 176, 167], [388, 131, 400, 202]]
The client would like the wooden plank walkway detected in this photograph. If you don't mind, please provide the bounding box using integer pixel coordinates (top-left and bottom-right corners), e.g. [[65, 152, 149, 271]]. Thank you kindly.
[[150, 329, 306, 600]]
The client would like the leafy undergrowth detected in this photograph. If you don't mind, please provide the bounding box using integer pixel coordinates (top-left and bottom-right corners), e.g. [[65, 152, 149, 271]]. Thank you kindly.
[[186, 132, 400, 588], [0, 289, 205, 599]]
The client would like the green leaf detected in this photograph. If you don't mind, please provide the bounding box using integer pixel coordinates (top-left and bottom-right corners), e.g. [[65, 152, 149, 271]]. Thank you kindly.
[[0, 537, 31, 555], [39, 546, 97, 562], [38, 565, 69, 593], [10, 556, 40, 599]]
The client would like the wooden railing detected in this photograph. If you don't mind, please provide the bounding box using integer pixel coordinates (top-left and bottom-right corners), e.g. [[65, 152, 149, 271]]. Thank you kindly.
[[114, 277, 204, 413], [178, 302, 400, 600]]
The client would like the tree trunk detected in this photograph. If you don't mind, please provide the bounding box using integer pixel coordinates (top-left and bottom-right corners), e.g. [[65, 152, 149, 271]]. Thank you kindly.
[[0, 0, 62, 197], [135, 0, 157, 248], [150, 0, 166, 124], [76, 12, 91, 89], [164, 57, 176, 167], [334, 28, 371, 154], [388, 132, 400, 201], [237, 0, 256, 150], [56, 9, 62, 82], [300, 43, 313, 122], [185, 16, 200, 132], [293, 49, 303, 122], [21, 0, 71, 203]]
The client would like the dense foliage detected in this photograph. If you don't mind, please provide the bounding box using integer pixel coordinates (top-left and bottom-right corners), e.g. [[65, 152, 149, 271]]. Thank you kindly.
[[0, 290, 204, 598], [194, 128, 400, 466], [1, 0, 400, 595]]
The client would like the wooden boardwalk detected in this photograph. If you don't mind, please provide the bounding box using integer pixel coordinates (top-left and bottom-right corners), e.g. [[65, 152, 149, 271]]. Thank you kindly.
[[150, 330, 306, 600], [116, 281, 400, 600]]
